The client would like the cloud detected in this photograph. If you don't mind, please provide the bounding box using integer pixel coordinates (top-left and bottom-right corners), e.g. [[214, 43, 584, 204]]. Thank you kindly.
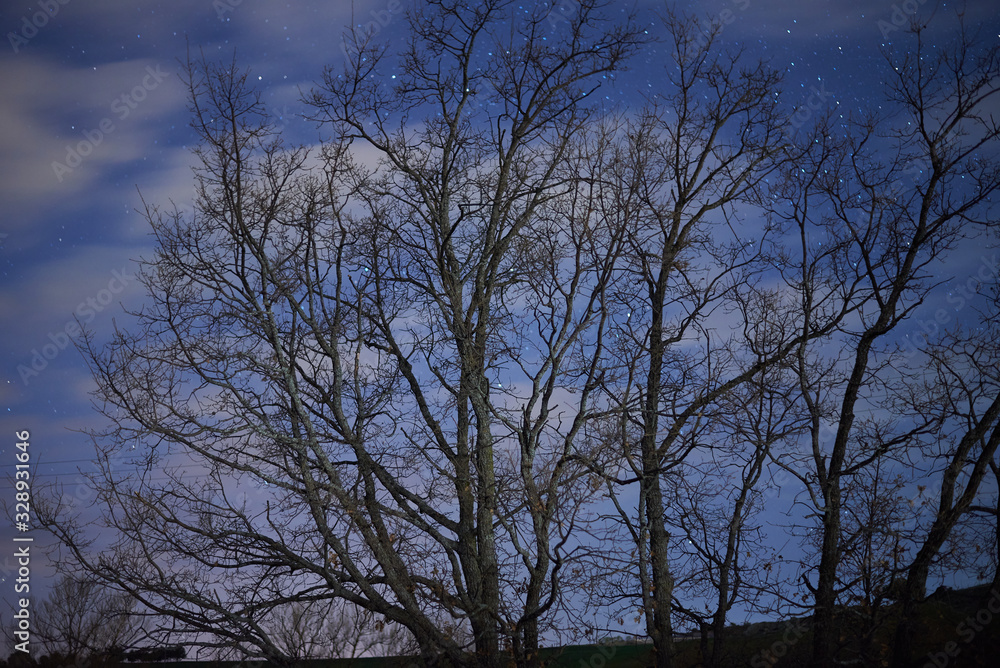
[[1, 244, 144, 338], [0, 54, 187, 229]]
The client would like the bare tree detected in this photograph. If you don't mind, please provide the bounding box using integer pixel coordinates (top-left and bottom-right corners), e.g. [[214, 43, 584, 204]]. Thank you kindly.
[[582, 10, 810, 668], [33, 573, 145, 662], [35, 6, 998, 668], [835, 457, 911, 665], [261, 598, 415, 660], [976, 457, 1000, 591], [38, 2, 645, 667], [301, 3, 644, 664], [768, 18, 1000, 667], [888, 327, 1000, 665], [666, 356, 806, 667], [969, 428, 1000, 595]]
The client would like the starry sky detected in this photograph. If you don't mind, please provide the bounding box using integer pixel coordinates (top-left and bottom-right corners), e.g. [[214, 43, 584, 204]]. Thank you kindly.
[[1, 0, 998, 632]]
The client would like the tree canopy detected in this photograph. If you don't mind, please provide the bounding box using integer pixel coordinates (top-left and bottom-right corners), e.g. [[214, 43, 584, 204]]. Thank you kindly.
[[37, 3, 1000, 667]]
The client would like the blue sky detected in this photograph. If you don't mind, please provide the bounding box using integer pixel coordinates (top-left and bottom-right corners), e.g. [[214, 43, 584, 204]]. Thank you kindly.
[[1, 0, 998, 637]]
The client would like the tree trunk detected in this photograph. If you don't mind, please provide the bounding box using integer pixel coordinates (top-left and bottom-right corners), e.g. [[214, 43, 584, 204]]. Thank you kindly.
[[709, 612, 727, 668], [642, 250, 677, 668], [812, 481, 842, 668], [647, 492, 675, 668], [474, 429, 502, 667]]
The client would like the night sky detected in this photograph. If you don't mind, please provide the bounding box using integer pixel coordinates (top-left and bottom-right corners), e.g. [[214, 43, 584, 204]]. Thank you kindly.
[[1, 0, 998, 637]]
